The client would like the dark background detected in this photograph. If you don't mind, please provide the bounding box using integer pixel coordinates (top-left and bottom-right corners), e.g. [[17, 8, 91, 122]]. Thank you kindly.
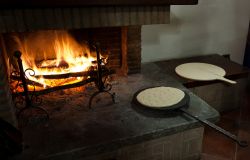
[[243, 22, 250, 68]]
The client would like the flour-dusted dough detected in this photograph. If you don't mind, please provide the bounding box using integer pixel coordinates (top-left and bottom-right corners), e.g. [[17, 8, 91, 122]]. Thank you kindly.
[[136, 87, 185, 108], [175, 62, 226, 81], [175, 62, 236, 84]]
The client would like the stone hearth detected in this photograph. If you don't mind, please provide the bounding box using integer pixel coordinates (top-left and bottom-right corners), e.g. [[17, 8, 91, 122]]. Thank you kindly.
[[0, 4, 172, 126], [10, 62, 219, 160], [0, 1, 207, 159]]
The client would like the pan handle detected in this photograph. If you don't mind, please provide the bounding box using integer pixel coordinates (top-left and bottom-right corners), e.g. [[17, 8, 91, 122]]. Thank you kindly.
[[180, 108, 248, 147]]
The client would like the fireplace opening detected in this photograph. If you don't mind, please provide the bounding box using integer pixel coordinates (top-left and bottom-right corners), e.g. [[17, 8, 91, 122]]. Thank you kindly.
[[7, 30, 113, 91], [0, 26, 141, 124], [2, 26, 141, 77]]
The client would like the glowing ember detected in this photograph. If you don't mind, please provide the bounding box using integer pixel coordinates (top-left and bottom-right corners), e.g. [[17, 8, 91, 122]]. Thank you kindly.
[[12, 31, 104, 90]]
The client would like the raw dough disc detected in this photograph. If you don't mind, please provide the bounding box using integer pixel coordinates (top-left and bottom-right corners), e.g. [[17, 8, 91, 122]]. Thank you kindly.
[[175, 62, 226, 81], [136, 87, 185, 108]]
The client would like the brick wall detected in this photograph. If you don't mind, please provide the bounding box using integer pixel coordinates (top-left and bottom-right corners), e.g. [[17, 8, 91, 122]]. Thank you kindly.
[[189, 78, 248, 112], [81, 26, 141, 74], [83, 127, 204, 160], [127, 26, 141, 74], [84, 27, 122, 70]]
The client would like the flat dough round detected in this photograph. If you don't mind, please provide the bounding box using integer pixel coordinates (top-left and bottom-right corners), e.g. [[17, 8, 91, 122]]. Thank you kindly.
[[175, 62, 226, 81], [136, 87, 185, 108]]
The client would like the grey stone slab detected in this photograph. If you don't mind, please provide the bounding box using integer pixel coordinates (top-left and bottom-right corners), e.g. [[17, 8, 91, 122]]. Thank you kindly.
[[12, 62, 219, 160]]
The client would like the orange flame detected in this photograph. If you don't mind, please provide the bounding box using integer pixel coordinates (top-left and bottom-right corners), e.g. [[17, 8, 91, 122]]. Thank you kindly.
[[13, 31, 99, 89]]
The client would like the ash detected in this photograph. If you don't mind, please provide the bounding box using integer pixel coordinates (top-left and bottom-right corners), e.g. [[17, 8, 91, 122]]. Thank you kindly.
[[40, 83, 115, 115]]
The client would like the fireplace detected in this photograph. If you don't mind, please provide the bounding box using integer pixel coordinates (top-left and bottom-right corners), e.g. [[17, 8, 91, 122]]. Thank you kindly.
[[1, 28, 144, 127], [4, 27, 141, 88], [0, 2, 174, 126], [0, 1, 212, 160]]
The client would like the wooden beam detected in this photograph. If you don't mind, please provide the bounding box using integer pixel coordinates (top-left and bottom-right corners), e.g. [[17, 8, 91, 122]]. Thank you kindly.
[[0, 0, 198, 8]]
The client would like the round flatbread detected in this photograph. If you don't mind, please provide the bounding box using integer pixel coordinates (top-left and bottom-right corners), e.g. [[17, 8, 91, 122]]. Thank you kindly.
[[136, 87, 185, 108], [175, 63, 236, 84], [175, 62, 226, 81]]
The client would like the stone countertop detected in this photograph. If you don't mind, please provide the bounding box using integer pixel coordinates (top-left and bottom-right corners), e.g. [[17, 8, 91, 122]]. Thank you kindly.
[[155, 54, 250, 88], [13, 62, 219, 160]]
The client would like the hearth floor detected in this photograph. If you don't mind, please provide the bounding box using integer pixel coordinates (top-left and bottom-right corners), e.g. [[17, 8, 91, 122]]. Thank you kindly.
[[10, 63, 219, 160], [201, 88, 250, 160]]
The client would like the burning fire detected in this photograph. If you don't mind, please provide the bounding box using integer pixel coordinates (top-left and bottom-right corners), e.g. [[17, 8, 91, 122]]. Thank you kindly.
[[12, 31, 102, 90]]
